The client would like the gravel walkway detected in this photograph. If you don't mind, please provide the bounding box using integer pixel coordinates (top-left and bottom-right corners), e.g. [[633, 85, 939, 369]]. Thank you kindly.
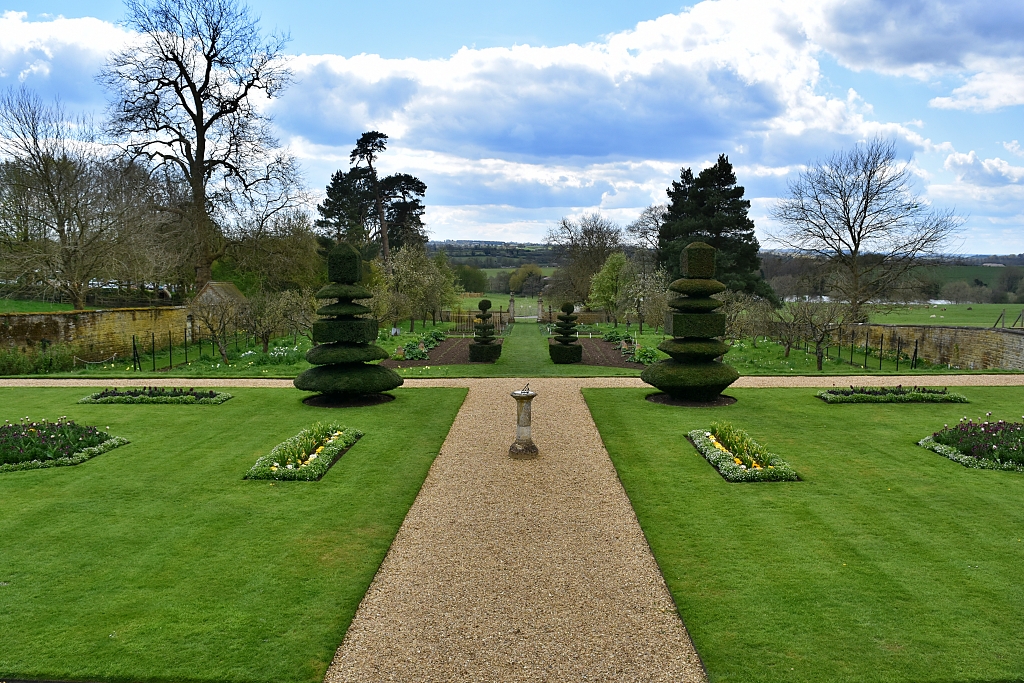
[[324, 377, 707, 683]]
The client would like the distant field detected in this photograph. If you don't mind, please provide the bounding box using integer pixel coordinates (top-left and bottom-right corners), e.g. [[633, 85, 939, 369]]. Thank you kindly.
[[0, 299, 79, 313], [870, 303, 1023, 327], [921, 264, 1015, 288], [479, 267, 556, 277]]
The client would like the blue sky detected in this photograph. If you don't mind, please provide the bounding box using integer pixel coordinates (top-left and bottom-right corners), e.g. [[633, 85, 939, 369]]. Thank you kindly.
[[4, 0, 1024, 253]]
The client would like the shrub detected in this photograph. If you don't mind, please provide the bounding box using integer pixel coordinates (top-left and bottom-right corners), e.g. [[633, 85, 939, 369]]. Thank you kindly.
[[603, 329, 627, 343], [78, 387, 232, 405], [630, 346, 659, 365], [688, 422, 799, 482], [401, 343, 429, 360], [549, 343, 582, 364], [244, 422, 362, 481], [0, 343, 75, 375], [818, 386, 967, 404], [0, 417, 129, 473], [919, 416, 1024, 471]]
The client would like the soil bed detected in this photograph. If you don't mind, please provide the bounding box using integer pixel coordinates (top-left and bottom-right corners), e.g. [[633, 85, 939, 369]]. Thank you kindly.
[[577, 338, 646, 369], [646, 392, 737, 407], [380, 337, 505, 367], [302, 393, 397, 408]]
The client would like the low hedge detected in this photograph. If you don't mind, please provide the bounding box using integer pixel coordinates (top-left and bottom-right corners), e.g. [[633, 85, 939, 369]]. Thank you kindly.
[[0, 436, 130, 473], [78, 387, 233, 405], [817, 386, 967, 404], [918, 435, 1024, 472], [688, 423, 798, 482], [245, 422, 362, 481], [549, 342, 582, 364]]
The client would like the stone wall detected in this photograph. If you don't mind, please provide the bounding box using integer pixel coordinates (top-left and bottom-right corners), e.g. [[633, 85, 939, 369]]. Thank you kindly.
[[0, 307, 191, 361], [845, 323, 1024, 371]]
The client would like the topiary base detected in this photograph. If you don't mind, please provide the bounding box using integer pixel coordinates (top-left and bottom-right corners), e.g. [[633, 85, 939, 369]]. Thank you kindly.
[[549, 343, 582, 364], [640, 359, 739, 402], [469, 342, 502, 362], [302, 393, 397, 408], [294, 363, 404, 395]]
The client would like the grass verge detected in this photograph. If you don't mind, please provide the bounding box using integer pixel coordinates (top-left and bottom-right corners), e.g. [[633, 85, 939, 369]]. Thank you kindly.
[[584, 386, 1024, 683], [0, 385, 466, 683]]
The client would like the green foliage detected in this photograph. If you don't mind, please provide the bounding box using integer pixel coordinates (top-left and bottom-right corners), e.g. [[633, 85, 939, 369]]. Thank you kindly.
[[0, 343, 75, 375], [641, 360, 740, 401], [630, 346, 659, 365], [454, 264, 488, 292], [244, 423, 362, 481], [685, 422, 800, 482], [469, 342, 502, 362], [508, 263, 544, 294], [658, 155, 768, 296], [587, 251, 628, 318]]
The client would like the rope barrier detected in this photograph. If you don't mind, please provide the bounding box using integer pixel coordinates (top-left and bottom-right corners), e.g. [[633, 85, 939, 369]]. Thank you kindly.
[[73, 354, 117, 366]]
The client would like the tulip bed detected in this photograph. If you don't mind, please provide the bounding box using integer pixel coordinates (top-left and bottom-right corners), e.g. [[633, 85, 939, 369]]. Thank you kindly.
[[0, 416, 128, 473], [920, 415, 1024, 471], [817, 385, 967, 403], [245, 422, 362, 481], [687, 422, 798, 482], [78, 387, 232, 404]]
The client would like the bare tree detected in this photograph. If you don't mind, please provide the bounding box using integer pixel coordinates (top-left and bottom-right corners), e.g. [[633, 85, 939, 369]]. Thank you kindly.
[[792, 300, 847, 370], [188, 288, 242, 362], [546, 213, 622, 303], [239, 287, 285, 352], [101, 0, 298, 288], [0, 89, 140, 309], [279, 288, 319, 342], [625, 204, 666, 252], [770, 138, 961, 322]]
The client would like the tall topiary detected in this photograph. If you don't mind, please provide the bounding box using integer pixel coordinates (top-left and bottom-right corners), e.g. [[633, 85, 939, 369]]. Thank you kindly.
[[294, 243, 403, 399], [549, 302, 582, 364], [641, 241, 739, 401], [468, 299, 501, 362]]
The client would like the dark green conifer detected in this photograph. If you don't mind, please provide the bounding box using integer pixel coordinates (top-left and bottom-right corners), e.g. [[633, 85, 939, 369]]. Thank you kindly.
[[549, 302, 582, 364], [468, 299, 501, 362]]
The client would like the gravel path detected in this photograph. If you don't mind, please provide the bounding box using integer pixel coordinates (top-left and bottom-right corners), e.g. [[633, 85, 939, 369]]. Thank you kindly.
[[324, 377, 707, 683]]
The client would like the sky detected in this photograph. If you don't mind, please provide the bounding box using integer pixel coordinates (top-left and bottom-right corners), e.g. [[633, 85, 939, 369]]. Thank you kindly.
[[3, 0, 1024, 253]]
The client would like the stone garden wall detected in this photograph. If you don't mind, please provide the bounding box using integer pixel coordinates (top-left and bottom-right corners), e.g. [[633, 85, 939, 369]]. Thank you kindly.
[[0, 307, 190, 361], [853, 323, 1024, 371]]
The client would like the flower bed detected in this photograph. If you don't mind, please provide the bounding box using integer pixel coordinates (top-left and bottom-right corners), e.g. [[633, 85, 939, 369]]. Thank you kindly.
[[687, 422, 798, 482], [919, 415, 1024, 472], [0, 417, 129, 473], [244, 422, 362, 481], [817, 385, 967, 404], [78, 387, 232, 405]]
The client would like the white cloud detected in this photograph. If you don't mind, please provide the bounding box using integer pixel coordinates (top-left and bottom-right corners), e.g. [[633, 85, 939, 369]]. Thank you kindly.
[[944, 151, 1024, 186], [1004, 140, 1024, 157]]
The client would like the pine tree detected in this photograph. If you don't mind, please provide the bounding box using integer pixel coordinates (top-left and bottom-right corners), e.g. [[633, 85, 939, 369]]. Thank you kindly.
[[658, 155, 775, 301]]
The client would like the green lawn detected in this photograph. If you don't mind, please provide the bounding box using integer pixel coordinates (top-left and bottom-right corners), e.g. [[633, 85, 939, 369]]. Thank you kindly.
[[0, 298, 81, 313], [584, 386, 1024, 683], [870, 302, 1020, 327], [0, 385, 466, 683]]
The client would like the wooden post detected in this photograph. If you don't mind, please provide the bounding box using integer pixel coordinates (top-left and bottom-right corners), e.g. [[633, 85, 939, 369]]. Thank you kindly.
[[879, 333, 884, 370], [184, 327, 188, 364], [864, 332, 869, 368], [895, 338, 901, 372], [912, 339, 919, 370], [151, 332, 156, 372], [850, 330, 855, 364], [168, 330, 172, 368]]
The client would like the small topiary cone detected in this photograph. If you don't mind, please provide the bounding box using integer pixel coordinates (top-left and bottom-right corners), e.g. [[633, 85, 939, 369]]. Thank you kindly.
[[640, 242, 738, 401], [550, 301, 582, 364], [294, 243, 403, 399], [468, 299, 501, 362]]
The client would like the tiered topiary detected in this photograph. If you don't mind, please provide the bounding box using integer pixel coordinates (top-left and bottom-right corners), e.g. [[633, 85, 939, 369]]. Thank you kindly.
[[549, 302, 582, 364], [293, 243, 403, 399], [468, 299, 502, 362], [641, 241, 739, 402]]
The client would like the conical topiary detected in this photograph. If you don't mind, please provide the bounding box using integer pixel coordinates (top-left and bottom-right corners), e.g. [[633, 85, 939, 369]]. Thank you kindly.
[[468, 299, 501, 362], [640, 241, 738, 402], [293, 243, 403, 399], [549, 302, 582, 364]]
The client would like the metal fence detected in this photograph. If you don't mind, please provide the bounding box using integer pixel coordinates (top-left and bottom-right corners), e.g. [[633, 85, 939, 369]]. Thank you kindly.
[[446, 310, 513, 335]]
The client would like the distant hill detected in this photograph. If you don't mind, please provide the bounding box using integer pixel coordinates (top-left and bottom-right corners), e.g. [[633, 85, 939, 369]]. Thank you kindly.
[[428, 240, 557, 269]]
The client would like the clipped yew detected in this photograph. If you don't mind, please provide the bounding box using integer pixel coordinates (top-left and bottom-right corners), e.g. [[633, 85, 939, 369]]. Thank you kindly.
[[549, 302, 582, 364], [468, 299, 501, 362], [641, 241, 739, 401], [293, 243, 403, 398]]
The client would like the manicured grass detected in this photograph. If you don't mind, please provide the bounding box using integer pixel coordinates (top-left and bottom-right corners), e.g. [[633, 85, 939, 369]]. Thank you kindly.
[[584, 386, 1024, 683], [0, 298, 81, 313], [870, 302, 1017, 327], [0, 385, 466, 683]]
